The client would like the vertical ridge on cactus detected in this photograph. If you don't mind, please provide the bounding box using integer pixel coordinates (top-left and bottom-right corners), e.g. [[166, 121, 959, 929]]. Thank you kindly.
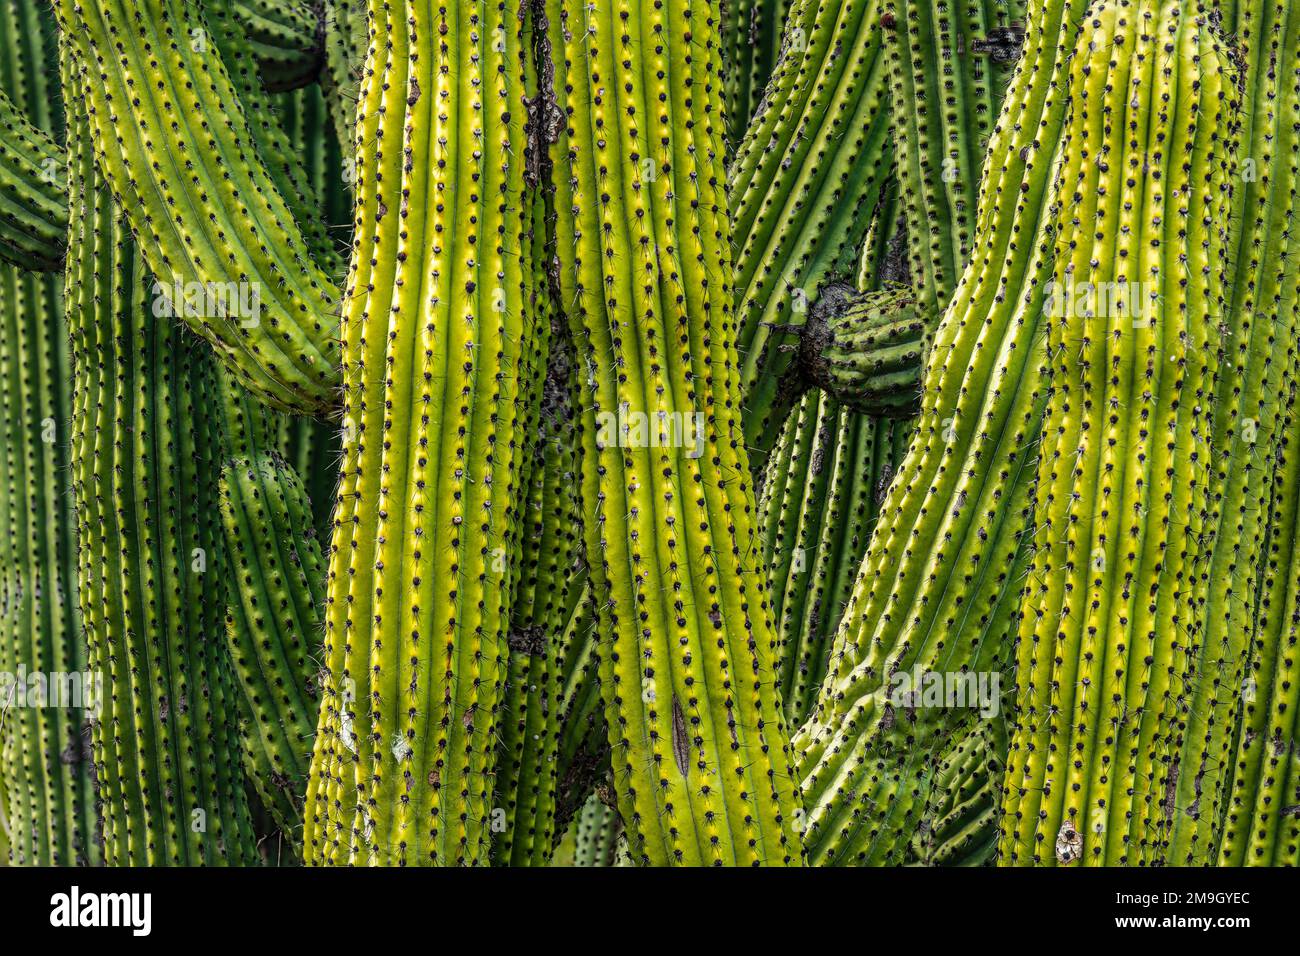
[[724, 0, 794, 147]]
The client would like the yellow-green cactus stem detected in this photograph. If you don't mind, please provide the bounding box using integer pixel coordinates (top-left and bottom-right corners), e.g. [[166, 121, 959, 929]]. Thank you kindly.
[[730, 0, 894, 462], [220, 453, 324, 846], [54, 0, 342, 414], [320, 0, 368, 152], [303, 0, 541, 867], [1214, 0, 1300, 868], [65, 50, 259, 863], [884, 0, 1026, 314], [0, 87, 65, 270], [793, 0, 1087, 865], [543, 0, 804, 866], [998, 0, 1233, 866]]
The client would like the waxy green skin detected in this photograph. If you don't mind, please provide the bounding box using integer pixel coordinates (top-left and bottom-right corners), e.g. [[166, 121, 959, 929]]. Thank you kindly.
[[64, 53, 258, 864], [304, 0, 540, 867], [730, 0, 895, 462], [220, 453, 324, 848], [543, 0, 804, 866], [791, 0, 1085, 865], [54, 0, 341, 414], [1213, 0, 1300, 868], [0, 1, 99, 867], [884, 0, 1026, 315], [999, 0, 1232, 866], [910, 716, 1006, 866]]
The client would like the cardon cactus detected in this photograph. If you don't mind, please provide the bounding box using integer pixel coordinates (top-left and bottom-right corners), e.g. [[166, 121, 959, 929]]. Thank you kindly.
[[2, 0, 1300, 884]]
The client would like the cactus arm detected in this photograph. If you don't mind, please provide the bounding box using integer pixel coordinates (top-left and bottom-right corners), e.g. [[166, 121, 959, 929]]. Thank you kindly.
[[53, 0, 342, 414], [792, 0, 1087, 864], [304, 0, 539, 866], [0, 87, 65, 270], [220, 454, 324, 846], [884, 0, 1026, 314], [65, 51, 259, 865], [996, 0, 1232, 866], [543, 0, 804, 866], [320, 0, 368, 154]]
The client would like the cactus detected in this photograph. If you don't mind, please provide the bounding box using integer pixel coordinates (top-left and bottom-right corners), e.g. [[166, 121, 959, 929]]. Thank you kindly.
[[0, 0, 99, 868], [303, 0, 541, 867], [220, 453, 324, 848], [64, 47, 259, 863], [1212, 0, 1300, 868], [542, 0, 804, 867], [760, 391, 910, 724], [884, 0, 1026, 314], [730, 0, 895, 460], [54, 0, 342, 414], [792, 0, 1087, 864], [910, 716, 1006, 866], [0, 87, 65, 270], [231, 0, 323, 91], [998, 0, 1233, 866], [724, 0, 795, 147]]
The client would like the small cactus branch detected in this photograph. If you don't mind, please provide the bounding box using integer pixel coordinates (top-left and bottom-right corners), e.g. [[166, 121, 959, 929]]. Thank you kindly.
[[724, 0, 794, 147]]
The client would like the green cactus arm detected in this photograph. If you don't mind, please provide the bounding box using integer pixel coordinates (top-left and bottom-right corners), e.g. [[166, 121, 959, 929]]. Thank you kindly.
[[0, 87, 65, 270], [729, 0, 894, 462], [231, 0, 323, 91], [52, 0, 342, 415], [724, 0, 794, 147], [883, 0, 1026, 314], [792, 0, 1086, 864], [0, 4, 98, 868], [759, 391, 909, 724], [64, 50, 260, 865], [1213, 0, 1300, 868], [303, 0, 541, 867], [542, 0, 805, 866], [997, 0, 1233, 866], [220, 453, 324, 846], [551, 591, 612, 833]]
